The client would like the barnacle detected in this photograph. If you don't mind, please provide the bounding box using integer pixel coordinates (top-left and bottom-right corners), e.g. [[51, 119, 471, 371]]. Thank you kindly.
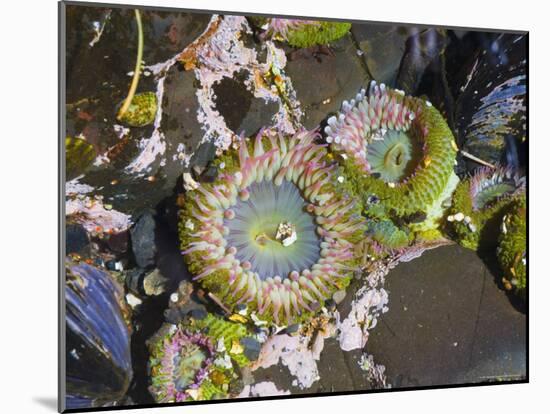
[[325, 81, 459, 252], [264, 18, 351, 48], [448, 166, 525, 250], [179, 129, 365, 326], [497, 195, 526, 300]]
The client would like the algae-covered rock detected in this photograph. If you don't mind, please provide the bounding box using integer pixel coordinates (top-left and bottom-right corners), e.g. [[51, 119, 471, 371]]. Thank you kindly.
[[497, 196, 526, 300], [118, 91, 158, 127]]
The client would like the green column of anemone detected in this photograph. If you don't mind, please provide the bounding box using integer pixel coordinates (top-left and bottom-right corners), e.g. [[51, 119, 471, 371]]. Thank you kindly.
[[497, 196, 526, 300], [448, 167, 525, 251], [353, 102, 457, 217]]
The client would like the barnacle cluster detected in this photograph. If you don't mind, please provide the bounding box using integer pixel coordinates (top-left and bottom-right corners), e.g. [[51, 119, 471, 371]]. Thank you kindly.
[[263, 18, 351, 48], [325, 82, 459, 252], [178, 129, 365, 326], [497, 195, 526, 299], [448, 166, 525, 250]]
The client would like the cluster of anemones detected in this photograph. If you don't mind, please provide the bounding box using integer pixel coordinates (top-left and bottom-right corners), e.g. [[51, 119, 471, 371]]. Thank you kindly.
[[179, 129, 365, 325], [325, 81, 459, 250], [263, 18, 351, 48], [497, 195, 526, 300], [148, 326, 214, 403], [448, 166, 526, 250]]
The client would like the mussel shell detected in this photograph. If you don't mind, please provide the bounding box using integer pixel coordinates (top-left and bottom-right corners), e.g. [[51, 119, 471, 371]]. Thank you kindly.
[[455, 33, 527, 170], [65, 263, 132, 409]]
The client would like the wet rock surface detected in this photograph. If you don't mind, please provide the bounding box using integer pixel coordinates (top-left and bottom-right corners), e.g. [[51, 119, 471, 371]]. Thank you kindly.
[[351, 23, 411, 86], [130, 211, 157, 268], [286, 34, 371, 129], [367, 244, 526, 387]]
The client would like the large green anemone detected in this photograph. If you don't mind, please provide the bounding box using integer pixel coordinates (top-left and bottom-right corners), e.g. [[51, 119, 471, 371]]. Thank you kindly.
[[179, 130, 365, 326], [497, 195, 526, 300], [325, 81, 459, 252], [264, 19, 351, 48], [448, 166, 525, 250]]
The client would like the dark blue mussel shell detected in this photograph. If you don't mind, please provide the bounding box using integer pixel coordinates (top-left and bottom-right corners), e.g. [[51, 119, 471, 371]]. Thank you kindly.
[[65, 263, 133, 409]]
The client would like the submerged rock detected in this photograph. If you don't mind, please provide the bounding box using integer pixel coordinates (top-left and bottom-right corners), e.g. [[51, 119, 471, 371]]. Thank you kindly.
[[130, 211, 157, 268], [366, 244, 526, 387]]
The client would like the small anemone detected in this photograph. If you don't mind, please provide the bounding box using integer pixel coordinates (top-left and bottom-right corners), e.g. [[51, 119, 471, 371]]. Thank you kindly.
[[325, 81, 459, 251], [449, 166, 525, 250], [264, 18, 351, 48], [497, 195, 526, 300], [179, 129, 365, 326], [148, 326, 214, 403]]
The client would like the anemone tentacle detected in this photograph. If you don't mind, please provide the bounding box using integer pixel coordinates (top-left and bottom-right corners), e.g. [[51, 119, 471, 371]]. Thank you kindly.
[[179, 129, 365, 326]]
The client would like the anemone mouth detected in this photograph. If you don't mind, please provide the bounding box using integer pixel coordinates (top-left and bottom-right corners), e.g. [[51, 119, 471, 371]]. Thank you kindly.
[[180, 130, 365, 325], [224, 180, 321, 280], [365, 130, 422, 183], [470, 166, 526, 211], [173, 342, 209, 390], [149, 328, 214, 403]]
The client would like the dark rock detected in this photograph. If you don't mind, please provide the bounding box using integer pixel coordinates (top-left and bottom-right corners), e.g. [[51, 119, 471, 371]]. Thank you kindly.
[[237, 96, 279, 137], [240, 337, 262, 361], [366, 244, 526, 388], [125, 268, 146, 296], [280, 323, 301, 335], [212, 70, 279, 136], [105, 230, 129, 254], [66, 224, 90, 255], [130, 211, 157, 269], [189, 308, 208, 320], [285, 34, 371, 129], [316, 338, 370, 393], [351, 23, 411, 86], [396, 29, 448, 95]]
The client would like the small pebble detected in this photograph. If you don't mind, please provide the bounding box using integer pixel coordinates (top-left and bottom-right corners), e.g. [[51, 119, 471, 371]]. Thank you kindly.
[[125, 293, 142, 308], [332, 289, 347, 304]]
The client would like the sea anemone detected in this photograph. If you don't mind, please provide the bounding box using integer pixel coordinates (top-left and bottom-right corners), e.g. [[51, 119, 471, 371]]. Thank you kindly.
[[324, 81, 459, 250], [179, 129, 365, 325], [148, 326, 215, 403], [497, 195, 526, 300], [264, 18, 351, 48], [65, 263, 132, 410], [448, 166, 525, 250]]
